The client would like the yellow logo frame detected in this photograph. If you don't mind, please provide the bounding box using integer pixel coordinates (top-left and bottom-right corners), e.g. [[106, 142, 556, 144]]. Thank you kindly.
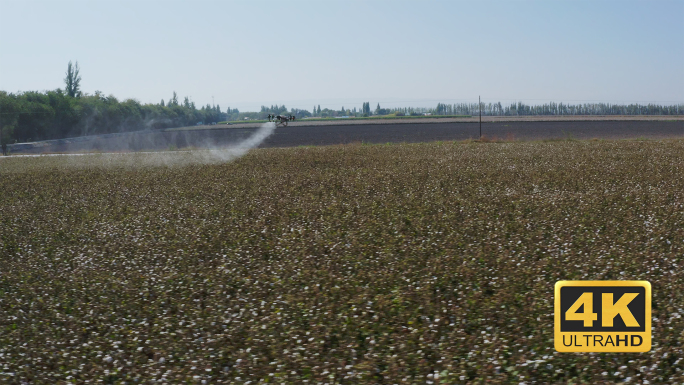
[[554, 280, 651, 352]]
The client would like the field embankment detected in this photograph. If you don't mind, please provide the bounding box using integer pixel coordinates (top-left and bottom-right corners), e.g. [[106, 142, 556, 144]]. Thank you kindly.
[[1, 140, 683, 384]]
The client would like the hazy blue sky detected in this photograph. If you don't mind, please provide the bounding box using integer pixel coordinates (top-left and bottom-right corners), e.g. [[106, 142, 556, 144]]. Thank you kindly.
[[1, 0, 682, 112]]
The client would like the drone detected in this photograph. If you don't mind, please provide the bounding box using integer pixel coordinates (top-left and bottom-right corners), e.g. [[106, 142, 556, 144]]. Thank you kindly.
[[267, 114, 295, 127]]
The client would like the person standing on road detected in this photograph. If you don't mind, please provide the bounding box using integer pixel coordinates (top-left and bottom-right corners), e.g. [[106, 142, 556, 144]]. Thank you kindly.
[[1, 141, 6, 156]]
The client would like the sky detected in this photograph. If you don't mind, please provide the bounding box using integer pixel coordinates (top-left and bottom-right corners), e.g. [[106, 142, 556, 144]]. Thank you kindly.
[[1, 0, 682, 112]]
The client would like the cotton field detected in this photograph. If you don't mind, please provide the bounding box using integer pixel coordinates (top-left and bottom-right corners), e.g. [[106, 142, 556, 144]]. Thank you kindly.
[[1, 139, 683, 384]]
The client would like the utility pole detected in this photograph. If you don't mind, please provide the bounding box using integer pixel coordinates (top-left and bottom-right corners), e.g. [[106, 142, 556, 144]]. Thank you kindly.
[[212, 96, 215, 108], [479, 95, 482, 139]]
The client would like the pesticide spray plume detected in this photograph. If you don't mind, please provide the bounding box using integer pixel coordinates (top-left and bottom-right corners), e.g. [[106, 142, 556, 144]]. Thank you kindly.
[[189, 121, 277, 164], [2, 122, 278, 170]]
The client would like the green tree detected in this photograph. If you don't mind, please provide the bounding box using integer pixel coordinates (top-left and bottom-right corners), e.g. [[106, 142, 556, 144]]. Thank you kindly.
[[0, 91, 19, 146], [161, 99, 165, 107], [362, 102, 371, 116], [64, 61, 82, 98]]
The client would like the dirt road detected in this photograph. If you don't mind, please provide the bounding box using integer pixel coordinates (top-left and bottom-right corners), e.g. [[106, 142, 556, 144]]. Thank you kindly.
[[259, 120, 683, 147]]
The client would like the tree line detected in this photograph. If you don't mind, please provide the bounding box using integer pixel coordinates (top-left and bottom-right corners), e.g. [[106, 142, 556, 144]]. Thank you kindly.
[[0, 89, 240, 144], [432, 101, 684, 116], [310, 101, 683, 118], [1, 62, 682, 144]]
